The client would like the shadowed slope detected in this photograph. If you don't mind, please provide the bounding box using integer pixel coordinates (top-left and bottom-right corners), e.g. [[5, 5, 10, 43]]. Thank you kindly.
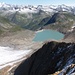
[[14, 41, 75, 75]]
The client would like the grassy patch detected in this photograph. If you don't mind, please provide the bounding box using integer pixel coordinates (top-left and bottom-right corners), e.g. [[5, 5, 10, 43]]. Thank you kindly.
[[10, 26, 23, 32], [0, 29, 4, 35]]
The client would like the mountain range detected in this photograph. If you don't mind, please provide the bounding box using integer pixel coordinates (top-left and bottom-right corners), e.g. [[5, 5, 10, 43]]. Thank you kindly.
[[0, 3, 75, 14], [0, 3, 75, 34], [0, 3, 75, 75]]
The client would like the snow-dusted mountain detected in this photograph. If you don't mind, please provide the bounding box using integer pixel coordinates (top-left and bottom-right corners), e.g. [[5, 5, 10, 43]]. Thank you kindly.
[[0, 3, 75, 34], [0, 2, 75, 35], [0, 2, 75, 14]]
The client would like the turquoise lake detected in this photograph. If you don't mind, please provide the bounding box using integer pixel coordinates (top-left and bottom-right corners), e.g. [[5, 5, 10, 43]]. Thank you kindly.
[[33, 30, 64, 42]]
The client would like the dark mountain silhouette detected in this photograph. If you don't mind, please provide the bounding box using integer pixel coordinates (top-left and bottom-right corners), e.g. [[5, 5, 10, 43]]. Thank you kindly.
[[14, 41, 75, 75]]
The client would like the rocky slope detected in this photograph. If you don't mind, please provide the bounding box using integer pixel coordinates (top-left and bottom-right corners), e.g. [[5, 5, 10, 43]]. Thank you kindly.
[[43, 12, 75, 33], [51, 64, 75, 75], [63, 28, 75, 43], [0, 30, 36, 49], [0, 14, 25, 36], [11, 41, 75, 75]]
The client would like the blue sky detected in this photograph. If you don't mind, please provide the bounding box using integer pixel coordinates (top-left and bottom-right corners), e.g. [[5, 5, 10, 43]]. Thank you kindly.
[[0, 0, 75, 6]]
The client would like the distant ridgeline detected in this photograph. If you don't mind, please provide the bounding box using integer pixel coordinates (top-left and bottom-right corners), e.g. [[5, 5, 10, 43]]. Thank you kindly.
[[0, 3, 75, 34]]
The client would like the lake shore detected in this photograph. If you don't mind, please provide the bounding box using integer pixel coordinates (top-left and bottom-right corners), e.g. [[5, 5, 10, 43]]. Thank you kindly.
[[33, 29, 64, 42]]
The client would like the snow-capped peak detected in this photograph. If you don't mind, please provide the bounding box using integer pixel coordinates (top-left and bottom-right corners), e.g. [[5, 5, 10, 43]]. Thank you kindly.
[[0, 2, 11, 7], [0, 3, 75, 14]]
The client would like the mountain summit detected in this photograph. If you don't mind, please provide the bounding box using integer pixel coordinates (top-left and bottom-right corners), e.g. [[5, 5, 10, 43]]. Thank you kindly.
[[0, 3, 75, 14]]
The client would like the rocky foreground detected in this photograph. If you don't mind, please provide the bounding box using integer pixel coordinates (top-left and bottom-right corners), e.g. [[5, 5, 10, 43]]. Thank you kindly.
[[6, 41, 74, 75]]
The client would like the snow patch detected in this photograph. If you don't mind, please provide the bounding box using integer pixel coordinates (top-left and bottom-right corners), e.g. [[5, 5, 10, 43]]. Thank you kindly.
[[0, 46, 31, 69], [35, 29, 44, 33]]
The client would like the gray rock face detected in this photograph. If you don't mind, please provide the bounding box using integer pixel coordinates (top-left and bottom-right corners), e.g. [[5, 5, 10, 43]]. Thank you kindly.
[[14, 41, 75, 75]]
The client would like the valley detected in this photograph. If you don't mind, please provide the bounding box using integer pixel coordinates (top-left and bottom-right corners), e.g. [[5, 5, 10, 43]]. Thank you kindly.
[[0, 3, 75, 75]]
